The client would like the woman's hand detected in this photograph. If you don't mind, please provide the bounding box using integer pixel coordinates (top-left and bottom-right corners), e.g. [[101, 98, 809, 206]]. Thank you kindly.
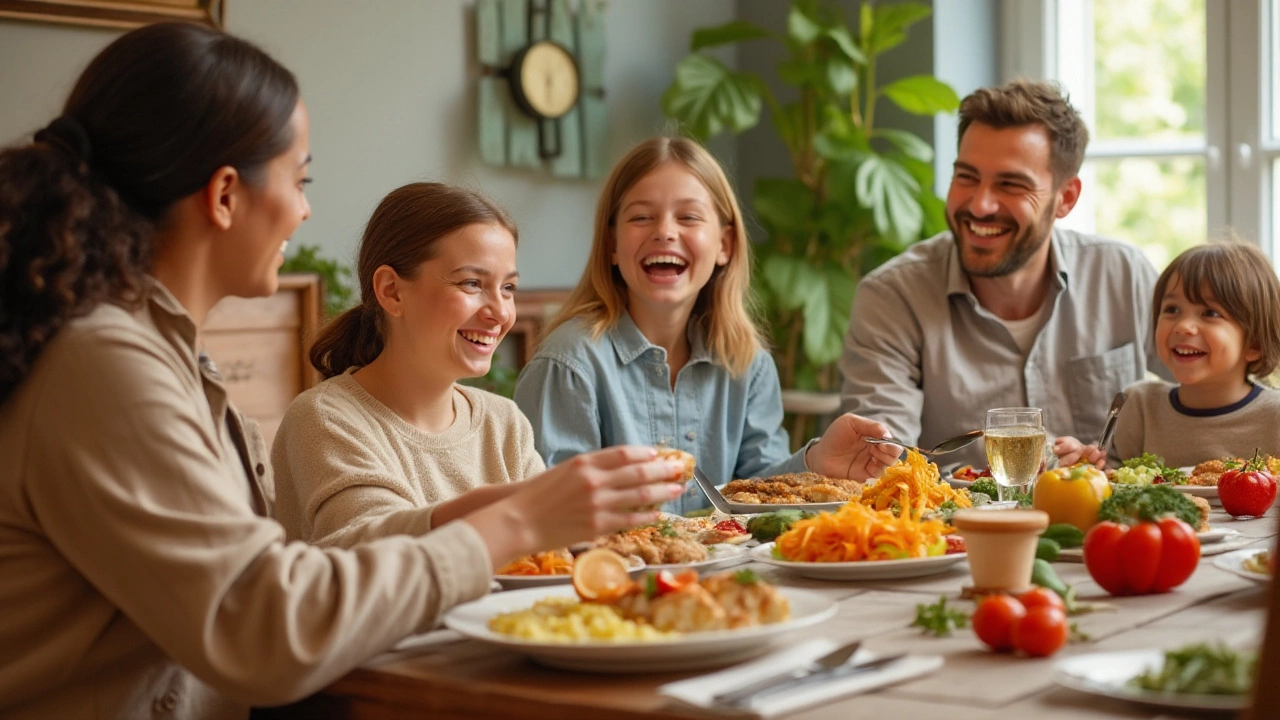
[[805, 413, 902, 481], [1054, 436, 1106, 469], [465, 446, 687, 569]]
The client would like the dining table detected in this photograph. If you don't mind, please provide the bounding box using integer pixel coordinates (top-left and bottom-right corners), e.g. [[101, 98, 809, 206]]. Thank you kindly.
[[264, 504, 1277, 720]]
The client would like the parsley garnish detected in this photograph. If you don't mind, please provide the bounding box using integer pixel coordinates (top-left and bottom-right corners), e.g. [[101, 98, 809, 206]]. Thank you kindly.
[[911, 596, 968, 636], [733, 569, 760, 585]]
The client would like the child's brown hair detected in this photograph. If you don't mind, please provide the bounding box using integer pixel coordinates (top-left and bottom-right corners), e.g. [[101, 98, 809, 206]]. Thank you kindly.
[[1153, 239, 1280, 378]]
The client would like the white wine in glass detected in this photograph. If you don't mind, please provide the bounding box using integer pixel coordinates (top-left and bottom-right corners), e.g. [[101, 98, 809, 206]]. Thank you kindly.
[[984, 408, 1046, 503]]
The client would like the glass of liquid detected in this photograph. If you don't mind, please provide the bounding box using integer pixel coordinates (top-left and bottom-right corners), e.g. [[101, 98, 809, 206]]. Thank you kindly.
[[984, 407, 1047, 503]]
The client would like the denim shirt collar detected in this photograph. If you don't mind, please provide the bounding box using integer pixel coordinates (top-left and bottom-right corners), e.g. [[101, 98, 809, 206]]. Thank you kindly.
[[608, 310, 715, 366], [945, 227, 1071, 300]]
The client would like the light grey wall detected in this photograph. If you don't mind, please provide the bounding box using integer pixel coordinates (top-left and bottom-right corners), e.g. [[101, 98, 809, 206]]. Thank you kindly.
[[0, 0, 736, 289]]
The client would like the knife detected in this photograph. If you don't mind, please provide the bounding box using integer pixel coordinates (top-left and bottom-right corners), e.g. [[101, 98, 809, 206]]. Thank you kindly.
[[1095, 391, 1126, 454], [714, 653, 908, 707], [691, 465, 736, 515]]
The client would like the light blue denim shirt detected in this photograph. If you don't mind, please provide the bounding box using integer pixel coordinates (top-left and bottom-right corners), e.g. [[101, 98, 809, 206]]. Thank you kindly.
[[513, 311, 809, 514]]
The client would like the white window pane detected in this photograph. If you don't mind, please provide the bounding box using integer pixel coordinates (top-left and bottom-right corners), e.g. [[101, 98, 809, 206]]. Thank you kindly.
[[1272, 0, 1280, 141], [1272, 157, 1280, 260], [1093, 0, 1205, 142], [1063, 157, 1206, 269]]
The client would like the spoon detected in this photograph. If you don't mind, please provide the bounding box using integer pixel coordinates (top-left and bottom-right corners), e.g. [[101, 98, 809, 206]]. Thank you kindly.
[[864, 429, 985, 457], [711, 639, 863, 706]]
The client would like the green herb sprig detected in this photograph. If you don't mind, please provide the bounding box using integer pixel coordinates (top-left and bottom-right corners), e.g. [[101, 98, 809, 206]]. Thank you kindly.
[[911, 596, 968, 636]]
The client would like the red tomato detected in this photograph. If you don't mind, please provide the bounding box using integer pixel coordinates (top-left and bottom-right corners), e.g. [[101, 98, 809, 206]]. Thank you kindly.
[[1012, 606, 1069, 657], [1083, 519, 1200, 595], [714, 519, 747, 535], [1219, 465, 1277, 518], [1016, 587, 1066, 613], [653, 569, 697, 595], [945, 535, 966, 554], [972, 595, 1026, 652]]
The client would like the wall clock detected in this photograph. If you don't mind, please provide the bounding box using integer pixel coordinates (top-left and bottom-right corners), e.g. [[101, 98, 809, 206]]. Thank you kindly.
[[475, 0, 607, 179], [507, 39, 580, 158]]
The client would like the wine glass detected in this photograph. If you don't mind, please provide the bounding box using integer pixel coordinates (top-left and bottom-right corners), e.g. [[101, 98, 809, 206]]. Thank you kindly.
[[984, 407, 1047, 502]]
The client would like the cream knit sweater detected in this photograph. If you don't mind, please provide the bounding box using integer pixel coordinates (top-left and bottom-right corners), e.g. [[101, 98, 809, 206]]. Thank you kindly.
[[272, 371, 545, 547]]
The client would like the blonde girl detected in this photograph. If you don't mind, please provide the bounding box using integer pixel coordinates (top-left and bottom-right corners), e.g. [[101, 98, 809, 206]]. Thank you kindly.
[[514, 137, 899, 513]]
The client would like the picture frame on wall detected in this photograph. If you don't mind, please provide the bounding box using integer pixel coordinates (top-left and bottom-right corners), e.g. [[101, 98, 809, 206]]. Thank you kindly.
[[0, 0, 222, 30]]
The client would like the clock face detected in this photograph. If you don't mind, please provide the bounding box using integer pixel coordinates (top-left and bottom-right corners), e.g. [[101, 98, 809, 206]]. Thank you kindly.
[[517, 41, 580, 119]]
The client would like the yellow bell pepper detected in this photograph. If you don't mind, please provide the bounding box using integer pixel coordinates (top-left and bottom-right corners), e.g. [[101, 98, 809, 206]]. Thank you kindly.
[[1032, 463, 1112, 532]]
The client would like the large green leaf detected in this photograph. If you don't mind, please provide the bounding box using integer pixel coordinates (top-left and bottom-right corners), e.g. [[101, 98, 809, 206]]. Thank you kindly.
[[880, 75, 960, 116], [754, 178, 815, 237], [787, 3, 823, 45], [821, 25, 866, 64], [873, 128, 933, 162], [661, 55, 764, 139], [813, 126, 871, 161], [761, 254, 824, 312], [855, 154, 924, 243], [824, 54, 858, 96], [778, 58, 822, 87], [896, 155, 949, 238], [691, 20, 771, 51], [866, 2, 932, 55], [802, 263, 857, 365]]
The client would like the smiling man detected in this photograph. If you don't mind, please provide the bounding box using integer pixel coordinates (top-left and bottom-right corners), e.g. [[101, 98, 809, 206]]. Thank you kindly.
[[839, 80, 1168, 467]]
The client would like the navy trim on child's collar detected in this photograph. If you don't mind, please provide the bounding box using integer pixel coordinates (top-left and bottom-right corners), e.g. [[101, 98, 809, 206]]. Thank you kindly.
[[1169, 383, 1263, 417]]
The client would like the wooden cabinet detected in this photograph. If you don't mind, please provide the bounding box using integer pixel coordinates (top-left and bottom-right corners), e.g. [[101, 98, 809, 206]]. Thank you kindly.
[[202, 274, 323, 446], [510, 289, 571, 366]]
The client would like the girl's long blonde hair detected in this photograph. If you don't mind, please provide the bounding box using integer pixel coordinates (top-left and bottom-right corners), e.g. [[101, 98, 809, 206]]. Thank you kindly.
[[544, 137, 764, 376]]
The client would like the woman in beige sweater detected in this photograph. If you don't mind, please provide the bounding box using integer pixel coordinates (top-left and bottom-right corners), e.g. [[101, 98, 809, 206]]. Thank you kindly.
[[0, 24, 685, 720], [272, 183, 557, 547]]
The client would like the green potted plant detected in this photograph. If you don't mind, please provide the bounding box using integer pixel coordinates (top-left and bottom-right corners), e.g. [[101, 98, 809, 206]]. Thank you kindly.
[[662, 0, 958, 444]]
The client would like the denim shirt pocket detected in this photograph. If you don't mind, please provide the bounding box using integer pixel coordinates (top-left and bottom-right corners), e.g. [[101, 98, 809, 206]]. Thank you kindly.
[[1066, 342, 1139, 434]]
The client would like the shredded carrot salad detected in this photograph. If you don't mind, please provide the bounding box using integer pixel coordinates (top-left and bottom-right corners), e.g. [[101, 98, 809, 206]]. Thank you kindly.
[[774, 502, 951, 562], [859, 449, 972, 518], [497, 549, 574, 576]]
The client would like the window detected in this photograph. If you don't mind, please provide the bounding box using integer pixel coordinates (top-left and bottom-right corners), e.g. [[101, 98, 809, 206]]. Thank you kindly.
[[1002, 0, 1277, 269]]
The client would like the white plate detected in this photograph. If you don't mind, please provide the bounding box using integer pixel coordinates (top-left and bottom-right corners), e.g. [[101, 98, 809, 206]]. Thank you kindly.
[[443, 584, 837, 672], [747, 542, 968, 580], [1213, 548, 1271, 583], [1054, 650, 1247, 712], [712, 483, 846, 514], [946, 474, 974, 489], [645, 543, 752, 573], [494, 573, 574, 590], [1056, 527, 1236, 562]]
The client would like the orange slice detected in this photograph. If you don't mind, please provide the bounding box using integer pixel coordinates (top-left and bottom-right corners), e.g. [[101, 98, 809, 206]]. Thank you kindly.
[[571, 548, 632, 602]]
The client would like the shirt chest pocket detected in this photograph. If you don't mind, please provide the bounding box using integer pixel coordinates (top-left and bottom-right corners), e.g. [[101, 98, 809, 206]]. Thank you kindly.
[[1065, 342, 1140, 435]]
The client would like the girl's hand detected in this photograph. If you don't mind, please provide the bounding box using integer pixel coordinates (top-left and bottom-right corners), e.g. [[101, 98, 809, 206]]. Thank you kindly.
[[467, 446, 687, 569], [1054, 436, 1106, 469], [806, 414, 902, 481]]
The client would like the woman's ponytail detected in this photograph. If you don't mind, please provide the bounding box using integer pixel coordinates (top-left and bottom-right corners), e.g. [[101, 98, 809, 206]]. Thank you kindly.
[[308, 303, 385, 379], [0, 123, 153, 404]]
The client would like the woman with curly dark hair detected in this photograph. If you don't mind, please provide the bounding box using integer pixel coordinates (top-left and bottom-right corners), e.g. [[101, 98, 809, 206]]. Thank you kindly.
[[0, 23, 684, 720]]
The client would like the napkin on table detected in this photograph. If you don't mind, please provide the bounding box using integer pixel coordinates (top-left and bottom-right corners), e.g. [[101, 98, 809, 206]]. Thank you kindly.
[[659, 638, 943, 718]]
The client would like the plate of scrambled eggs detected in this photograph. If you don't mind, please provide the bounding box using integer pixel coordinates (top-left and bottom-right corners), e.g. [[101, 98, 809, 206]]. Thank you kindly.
[[444, 584, 836, 672]]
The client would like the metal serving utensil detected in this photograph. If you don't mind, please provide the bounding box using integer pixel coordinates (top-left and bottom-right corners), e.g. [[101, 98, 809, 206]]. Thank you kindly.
[[1095, 392, 1126, 454], [864, 429, 984, 457], [690, 465, 736, 515]]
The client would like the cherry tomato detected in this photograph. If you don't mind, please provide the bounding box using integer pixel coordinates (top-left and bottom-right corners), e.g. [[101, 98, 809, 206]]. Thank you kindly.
[[1012, 606, 1069, 657], [1083, 518, 1200, 596], [653, 569, 697, 595], [945, 535, 967, 554], [1016, 587, 1066, 613], [972, 595, 1026, 652]]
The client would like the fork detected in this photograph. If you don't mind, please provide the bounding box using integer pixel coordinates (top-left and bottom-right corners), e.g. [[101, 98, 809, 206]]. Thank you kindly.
[[711, 640, 862, 706], [864, 429, 984, 457]]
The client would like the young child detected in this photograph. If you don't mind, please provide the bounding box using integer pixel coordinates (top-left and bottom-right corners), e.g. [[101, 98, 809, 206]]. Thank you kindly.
[[272, 182, 685, 547], [512, 137, 901, 514], [1059, 241, 1280, 468]]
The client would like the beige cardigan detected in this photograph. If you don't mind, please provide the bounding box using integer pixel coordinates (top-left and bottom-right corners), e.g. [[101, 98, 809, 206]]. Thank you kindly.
[[0, 282, 492, 719], [271, 372, 545, 547]]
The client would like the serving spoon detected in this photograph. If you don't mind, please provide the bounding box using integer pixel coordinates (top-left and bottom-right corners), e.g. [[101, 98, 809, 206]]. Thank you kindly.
[[863, 429, 985, 457]]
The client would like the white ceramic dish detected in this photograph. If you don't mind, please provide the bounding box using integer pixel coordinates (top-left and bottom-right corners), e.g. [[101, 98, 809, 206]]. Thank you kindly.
[[644, 543, 752, 573], [1213, 548, 1271, 583], [443, 584, 837, 672], [1054, 650, 1247, 712], [747, 542, 968, 580], [496, 555, 647, 591], [712, 483, 847, 514]]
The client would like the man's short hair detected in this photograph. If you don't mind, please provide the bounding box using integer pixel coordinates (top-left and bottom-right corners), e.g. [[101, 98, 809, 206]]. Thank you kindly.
[[958, 80, 1090, 186]]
